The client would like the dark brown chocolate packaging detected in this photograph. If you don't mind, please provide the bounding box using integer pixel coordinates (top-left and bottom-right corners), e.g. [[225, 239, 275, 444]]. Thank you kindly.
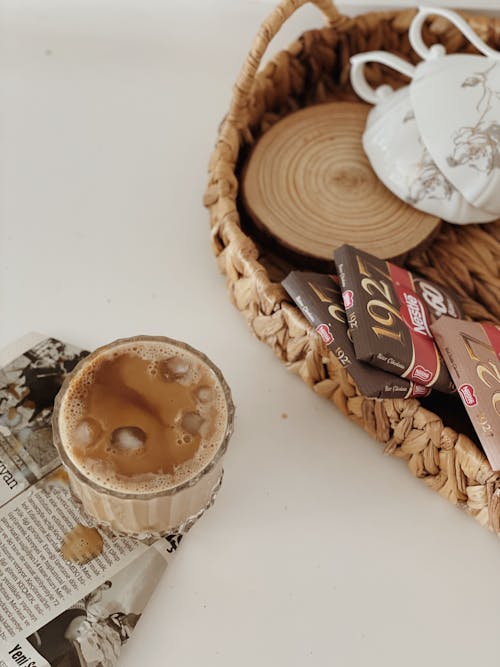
[[334, 245, 462, 394], [282, 271, 430, 400], [431, 316, 500, 470]]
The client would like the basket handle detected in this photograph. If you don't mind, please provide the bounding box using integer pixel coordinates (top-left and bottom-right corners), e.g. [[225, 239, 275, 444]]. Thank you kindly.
[[228, 0, 343, 124], [409, 6, 500, 61]]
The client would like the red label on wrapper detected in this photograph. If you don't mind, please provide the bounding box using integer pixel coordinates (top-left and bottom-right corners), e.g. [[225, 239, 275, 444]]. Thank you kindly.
[[411, 383, 431, 397], [342, 290, 354, 310], [399, 290, 432, 338], [459, 384, 478, 407], [316, 323, 333, 345], [388, 263, 440, 389], [412, 365, 433, 384], [483, 323, 500, 362]]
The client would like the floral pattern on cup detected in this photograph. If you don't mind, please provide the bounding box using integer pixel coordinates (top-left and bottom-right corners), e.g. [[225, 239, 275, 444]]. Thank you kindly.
[[402, 111, 456, 206], [447, 63, 500, 175], [409, 147, 455, 206]]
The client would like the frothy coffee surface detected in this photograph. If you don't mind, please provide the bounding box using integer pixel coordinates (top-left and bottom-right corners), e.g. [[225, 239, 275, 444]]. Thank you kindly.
[[59, 340, 228, 494]]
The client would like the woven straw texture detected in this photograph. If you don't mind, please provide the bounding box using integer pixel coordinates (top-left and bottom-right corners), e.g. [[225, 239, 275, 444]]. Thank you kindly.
[[205, 0, 500, 532]]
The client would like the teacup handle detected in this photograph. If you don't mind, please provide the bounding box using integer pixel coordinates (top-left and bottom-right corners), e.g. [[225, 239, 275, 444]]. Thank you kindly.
[[350, 51, 416, 105], [409, 6, 500, 61]]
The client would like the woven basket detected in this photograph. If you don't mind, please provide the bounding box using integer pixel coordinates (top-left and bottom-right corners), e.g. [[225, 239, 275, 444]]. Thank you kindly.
[[205, 0, 500, 532]]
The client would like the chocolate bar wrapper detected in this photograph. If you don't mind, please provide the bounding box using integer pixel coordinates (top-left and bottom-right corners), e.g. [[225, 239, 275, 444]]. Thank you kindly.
[[334, 245, 460, 394], [282, 271, 430, 400], [431, 316, 500, 470]]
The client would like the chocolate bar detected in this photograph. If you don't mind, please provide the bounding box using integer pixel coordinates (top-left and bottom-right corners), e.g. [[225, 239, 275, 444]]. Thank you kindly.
[[431, 316, 500, 470], [334, 245, 462, 394], [282, 271, 430, 399]]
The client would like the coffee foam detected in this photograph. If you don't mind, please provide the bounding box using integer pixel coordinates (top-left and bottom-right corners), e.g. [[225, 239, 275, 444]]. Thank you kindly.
[[58, 340, 229, 495]]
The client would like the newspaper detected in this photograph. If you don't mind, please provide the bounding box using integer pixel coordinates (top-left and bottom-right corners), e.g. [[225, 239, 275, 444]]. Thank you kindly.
[[0, 334, 182, 667]]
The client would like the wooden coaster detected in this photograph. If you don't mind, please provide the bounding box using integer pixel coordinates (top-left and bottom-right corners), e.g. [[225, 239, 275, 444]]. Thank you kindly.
[[242, 102, 440, 262]]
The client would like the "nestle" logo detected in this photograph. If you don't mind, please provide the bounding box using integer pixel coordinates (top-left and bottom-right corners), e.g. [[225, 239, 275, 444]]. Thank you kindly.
[[402, 291, 431, 337], [342, 290, 353, 310], [411, 383, 430, 397], [411, 365, 433, 384], [316, 324, 333, 345], [459, 383, 478, 407]]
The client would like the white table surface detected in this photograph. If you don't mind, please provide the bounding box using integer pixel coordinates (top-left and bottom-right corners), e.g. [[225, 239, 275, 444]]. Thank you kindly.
[[2, 1, 500, 665]]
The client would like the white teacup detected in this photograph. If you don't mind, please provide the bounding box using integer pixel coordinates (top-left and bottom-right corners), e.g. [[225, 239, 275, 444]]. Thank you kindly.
[[350, 6, 500, 223], [409, 7, 500, 216]]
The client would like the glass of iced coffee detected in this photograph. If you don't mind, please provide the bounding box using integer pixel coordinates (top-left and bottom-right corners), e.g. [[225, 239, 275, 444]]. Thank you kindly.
[[52, 336, 234, 540]]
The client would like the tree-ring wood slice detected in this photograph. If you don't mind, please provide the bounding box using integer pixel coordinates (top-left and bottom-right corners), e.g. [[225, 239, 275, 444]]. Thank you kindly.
[[242, 102, 441, 261]]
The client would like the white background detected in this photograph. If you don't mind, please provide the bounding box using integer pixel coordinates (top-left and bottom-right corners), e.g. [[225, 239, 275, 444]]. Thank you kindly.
[[1, 1, 500, 666]]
